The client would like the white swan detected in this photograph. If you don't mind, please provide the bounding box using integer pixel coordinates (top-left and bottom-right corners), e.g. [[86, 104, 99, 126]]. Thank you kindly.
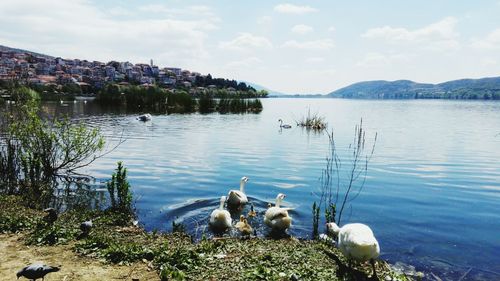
[[209, 196, 232, 232], [264, 193, 292, 231], [326, 222, 380, 277], [227, 176, 249, 208], [137, 113, 152, 122], [278, 119, 292, 129]]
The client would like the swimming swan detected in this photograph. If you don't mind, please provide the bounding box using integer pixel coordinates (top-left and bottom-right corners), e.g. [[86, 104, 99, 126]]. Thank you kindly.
[[227, 176, 249, 208], [264, 193, 292, 231], [278, 119, 292, 129], [209, 196, 232, 232]]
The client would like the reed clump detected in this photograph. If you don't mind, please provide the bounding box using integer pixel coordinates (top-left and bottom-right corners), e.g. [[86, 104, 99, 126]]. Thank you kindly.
[[297, 109, 326, 130]]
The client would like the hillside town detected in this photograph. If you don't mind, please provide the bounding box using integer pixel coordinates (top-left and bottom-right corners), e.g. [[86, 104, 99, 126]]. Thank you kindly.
[[0, 47, 256, 95]]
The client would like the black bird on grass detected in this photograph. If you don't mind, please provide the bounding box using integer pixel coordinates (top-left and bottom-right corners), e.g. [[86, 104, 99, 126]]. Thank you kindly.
[[77, 220, 93, 239], [17, 263, 60, 280], [80, 220, 93, 234], [43, 208, 57, 224]]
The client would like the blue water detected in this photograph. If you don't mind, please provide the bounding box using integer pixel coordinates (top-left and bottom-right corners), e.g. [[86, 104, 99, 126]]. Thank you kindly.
[[42, 99, 500, 280]]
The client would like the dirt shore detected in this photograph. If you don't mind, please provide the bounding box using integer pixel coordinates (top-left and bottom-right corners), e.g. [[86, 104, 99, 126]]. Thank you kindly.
[[0, 234, 158, 281]]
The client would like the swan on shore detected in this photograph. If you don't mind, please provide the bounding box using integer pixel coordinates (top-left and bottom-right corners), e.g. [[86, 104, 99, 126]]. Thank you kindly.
[[209, 196, 232, 232], [278, 119, 292, 129], [227, 176, 249, 208], [326, 222, 380, 277], [264, 193, 292, 232]]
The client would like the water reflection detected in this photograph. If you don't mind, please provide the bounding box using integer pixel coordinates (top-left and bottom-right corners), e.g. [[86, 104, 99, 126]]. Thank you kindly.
[[3, 99, 499, 280]]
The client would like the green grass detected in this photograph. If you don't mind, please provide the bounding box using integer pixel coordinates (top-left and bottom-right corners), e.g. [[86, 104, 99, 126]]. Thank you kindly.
[[0, 194, 415, 281]]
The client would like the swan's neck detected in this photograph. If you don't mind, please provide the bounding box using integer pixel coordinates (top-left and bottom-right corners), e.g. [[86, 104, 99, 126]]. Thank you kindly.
[[239, 181, 246, 192], [275, 198, 281, 208]]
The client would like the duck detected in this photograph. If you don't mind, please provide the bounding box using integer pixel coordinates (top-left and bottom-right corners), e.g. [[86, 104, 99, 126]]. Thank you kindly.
[[227, 176, 249, 208], [17, 263, 60, 280], [326, 222, 380, 277], [278, 119, 292, 129], [235, 215, 253, 236], [264, 193, 292, 232], [137, 113, 152, 122], [247, 204, 257, 218], [209, 196, 232, 232]]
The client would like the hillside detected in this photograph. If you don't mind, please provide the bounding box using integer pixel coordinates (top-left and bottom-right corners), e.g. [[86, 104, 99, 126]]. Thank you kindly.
[[328, 77, 500, 100], [0, 45, 54, 59], [244, 81, 286, 96]]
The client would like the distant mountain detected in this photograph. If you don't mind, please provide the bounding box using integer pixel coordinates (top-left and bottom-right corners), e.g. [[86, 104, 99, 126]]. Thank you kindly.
[[0, 45, 54, 59], [328, 77, 500, 100], [244, 82, 286, 96]]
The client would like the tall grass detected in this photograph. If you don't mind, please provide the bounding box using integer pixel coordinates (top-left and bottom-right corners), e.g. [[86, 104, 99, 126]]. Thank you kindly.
[[313, 119, 377, 234], [297, 109, 326, 130]]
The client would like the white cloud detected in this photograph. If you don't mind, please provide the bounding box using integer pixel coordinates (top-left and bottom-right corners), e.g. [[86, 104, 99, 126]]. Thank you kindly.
[[471, 28, 500, 49], [328, 26, 336, 32], [282, 39, 334, 50], [356, 52, 412, 67], [305, 57, 325, 63], [257, 16, 272, 25], [0, 0, 217, 67], [225, 57, 263, 69], [291, 24, 313, 35], [362, 17, 460, 51], [137, 4, 220, 23], [480, 58, 497, 66], [108, 6, 131, 16], [219, 33, 273, 51], [274, 3, 317, 14]]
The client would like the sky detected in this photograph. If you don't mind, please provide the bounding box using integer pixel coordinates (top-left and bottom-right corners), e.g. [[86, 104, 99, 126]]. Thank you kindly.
[[1, 0, 500, 94]]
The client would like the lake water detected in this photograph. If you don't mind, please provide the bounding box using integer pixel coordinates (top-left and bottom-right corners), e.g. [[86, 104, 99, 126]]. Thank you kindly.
[[29, 99, 500, 280]]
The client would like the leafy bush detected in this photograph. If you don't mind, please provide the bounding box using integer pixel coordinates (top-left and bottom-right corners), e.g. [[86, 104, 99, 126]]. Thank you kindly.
[[0, 99, 105, 207], [107, 162, 133, 216], [27, 222, 78, 245], [0, 195, 42, 233]]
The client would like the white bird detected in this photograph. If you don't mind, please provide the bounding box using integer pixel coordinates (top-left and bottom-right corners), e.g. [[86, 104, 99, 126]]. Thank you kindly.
[[264, 193, 292, 232], [209, 196, 232, 232], [137, 113, 152, 122], [227, 176, 249, 208], [326, 222, 380, 277], [278, 119, 292, 129], [17, 263, 60, 280]]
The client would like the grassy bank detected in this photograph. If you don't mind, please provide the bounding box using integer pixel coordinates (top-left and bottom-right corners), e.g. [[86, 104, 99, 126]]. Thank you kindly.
[[0, 195, 416, 281]]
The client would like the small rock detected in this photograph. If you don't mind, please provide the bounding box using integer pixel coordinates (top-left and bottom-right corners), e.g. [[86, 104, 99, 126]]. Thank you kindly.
[[214, 253, 226, 259], [278, 272, 286, 277], [290, 273, 299, 281], [384, 275, 392, 281]]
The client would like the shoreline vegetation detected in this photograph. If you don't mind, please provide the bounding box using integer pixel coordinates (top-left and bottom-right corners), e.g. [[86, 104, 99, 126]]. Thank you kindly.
[[0, 195, 415, 281], [0, 93, 420, 281], [0, 83, 264, 114]]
